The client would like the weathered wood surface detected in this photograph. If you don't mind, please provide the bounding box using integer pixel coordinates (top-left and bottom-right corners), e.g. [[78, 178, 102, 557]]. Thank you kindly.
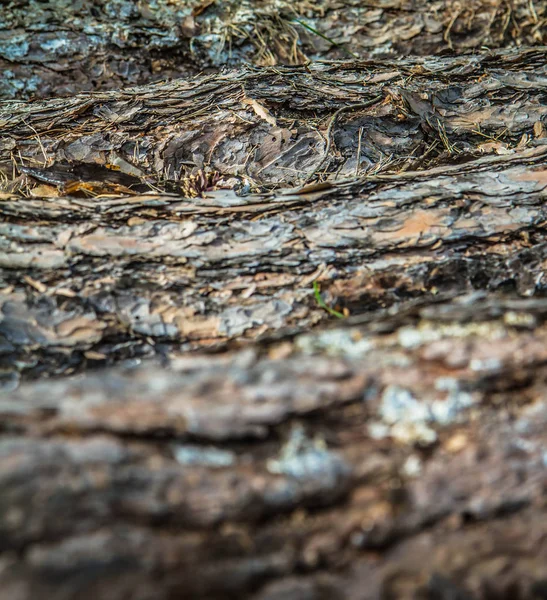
[[1, 44, 547, 599], [1, 0, 545, 99], [3, 297, 547, 598], [1, 48, 547, 381]]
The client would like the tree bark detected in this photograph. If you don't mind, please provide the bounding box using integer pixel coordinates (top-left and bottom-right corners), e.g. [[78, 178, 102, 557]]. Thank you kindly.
[[1, 47, 547, 379], [1, 0, 545, 99], [1, 34, 547, 600]]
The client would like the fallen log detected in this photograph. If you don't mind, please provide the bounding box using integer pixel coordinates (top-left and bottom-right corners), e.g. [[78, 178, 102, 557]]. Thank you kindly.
[[1, 0, 545, 99], [1, 47, 546, 381], [1, 45, 547, 599], [3, 294, 547, 598]]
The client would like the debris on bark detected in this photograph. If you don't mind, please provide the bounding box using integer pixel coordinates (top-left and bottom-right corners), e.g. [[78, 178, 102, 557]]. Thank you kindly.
[[1, 47, 546, 380]]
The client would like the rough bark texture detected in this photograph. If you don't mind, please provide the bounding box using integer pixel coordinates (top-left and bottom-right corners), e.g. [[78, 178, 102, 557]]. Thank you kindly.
[[2, 48, 547, 381], [1, 0, 546, 99], [3, 305, 547, 599], [1, 3, 547, 597]]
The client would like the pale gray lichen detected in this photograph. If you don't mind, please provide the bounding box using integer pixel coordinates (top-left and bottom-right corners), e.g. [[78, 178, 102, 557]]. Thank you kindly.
[[0, 35, 29, 60], [397, 321, 508, 349], [402, 454, 422, 477], [173, 444, 236, 468], [372, 383, 477, 445], [267, 424, 350, 484], [219, 299, 292, 337], [295, 329, 374, 358], [431, 378, 475, 424]]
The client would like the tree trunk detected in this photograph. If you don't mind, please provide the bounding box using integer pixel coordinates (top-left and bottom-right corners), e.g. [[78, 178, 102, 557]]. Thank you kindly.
[[1, 15, 547, 600]]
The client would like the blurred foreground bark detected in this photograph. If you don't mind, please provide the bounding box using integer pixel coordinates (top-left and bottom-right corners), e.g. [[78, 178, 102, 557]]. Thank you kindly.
[[1, 44, 547, 599]]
